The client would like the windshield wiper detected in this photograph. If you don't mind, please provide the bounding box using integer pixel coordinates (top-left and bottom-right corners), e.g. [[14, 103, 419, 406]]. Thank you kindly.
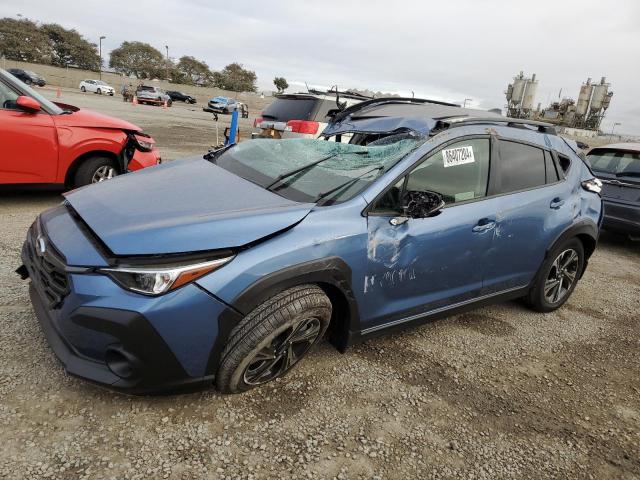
[[616, 171, 640, 178], [316, 166, 384, 203], [265, 151, 369, 191], [59, 109, 74, 115]]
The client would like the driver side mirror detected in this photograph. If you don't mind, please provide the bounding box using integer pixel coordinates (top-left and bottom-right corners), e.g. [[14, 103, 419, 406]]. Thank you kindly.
[[402, 190, 445, 218], [16, 95, 41, 113]]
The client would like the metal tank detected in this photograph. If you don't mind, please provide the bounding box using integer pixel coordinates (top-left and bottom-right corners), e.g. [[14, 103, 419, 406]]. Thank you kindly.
[[575, 78, 592, 116], [522, 73, 538, 110], [589, 77, 609, 112]]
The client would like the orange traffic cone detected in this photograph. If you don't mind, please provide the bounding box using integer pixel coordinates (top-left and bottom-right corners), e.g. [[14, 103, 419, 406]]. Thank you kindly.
[[132, 95, 138, 106], [56, 87, 61, 98]]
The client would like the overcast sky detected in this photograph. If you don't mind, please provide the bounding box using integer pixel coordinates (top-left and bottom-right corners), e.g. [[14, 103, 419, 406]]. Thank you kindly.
[[3, 0, 640, 134]]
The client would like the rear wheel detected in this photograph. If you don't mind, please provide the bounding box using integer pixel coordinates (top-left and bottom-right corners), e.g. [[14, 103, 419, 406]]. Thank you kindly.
[[526, 238, 584, 312], [73, 156, 119, 187], [216, 285, 332, 393], [97, 88, 102, 95]]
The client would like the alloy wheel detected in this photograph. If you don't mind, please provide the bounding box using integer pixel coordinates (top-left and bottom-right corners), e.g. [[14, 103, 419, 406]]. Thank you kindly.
[[544, 248, 579, 304], [243, 317, 321, 385], [91, 165, 116, 183]]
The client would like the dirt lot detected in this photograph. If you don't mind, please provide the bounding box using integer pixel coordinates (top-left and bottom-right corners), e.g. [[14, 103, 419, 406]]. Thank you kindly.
[[1, 91, 639, 479]]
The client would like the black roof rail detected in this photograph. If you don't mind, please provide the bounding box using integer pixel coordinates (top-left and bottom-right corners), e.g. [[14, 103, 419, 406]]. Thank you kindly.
[[443, 116, 557, 135], [330, 97, 460, 123]]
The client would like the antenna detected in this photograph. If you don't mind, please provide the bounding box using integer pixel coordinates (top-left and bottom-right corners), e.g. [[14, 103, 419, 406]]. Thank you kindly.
[[304, 82, 310, 93]]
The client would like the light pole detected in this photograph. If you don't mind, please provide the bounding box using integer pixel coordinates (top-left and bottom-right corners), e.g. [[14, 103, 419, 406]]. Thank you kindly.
[[99, 35, 106, 79], [165, 45, 169, 82], [463, 98, 472, 108], [610, 122, 621, 140]]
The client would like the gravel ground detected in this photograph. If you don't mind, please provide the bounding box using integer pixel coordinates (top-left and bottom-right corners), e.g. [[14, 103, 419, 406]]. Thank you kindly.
[[1, 92, 639, 479]]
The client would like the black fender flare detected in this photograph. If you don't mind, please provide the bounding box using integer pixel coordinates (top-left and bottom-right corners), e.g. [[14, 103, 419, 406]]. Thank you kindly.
[[545, 220, 599, 258], [538, 220, 599, 281], [204, 257, 360, 376]]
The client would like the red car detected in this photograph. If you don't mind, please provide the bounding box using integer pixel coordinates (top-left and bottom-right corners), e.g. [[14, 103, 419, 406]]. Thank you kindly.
[[0, 68, 160, 188]]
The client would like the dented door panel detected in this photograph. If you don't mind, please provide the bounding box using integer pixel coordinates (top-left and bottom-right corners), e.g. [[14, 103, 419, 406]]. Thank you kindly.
[[360, 197, 501, 329]]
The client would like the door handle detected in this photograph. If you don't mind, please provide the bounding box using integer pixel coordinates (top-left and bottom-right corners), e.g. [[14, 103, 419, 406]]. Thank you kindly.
[[550, 197, 565, 209], [472, 218, 496, 233]]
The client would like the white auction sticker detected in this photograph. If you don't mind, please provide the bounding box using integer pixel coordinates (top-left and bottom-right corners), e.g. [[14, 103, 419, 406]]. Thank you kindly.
[[442, 145, 475, 168]]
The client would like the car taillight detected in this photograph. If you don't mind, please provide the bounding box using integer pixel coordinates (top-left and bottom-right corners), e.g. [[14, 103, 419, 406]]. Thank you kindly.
[[285, 120, 319, 135], [253, 116, 263, 128], [581, 178, 602, 195]]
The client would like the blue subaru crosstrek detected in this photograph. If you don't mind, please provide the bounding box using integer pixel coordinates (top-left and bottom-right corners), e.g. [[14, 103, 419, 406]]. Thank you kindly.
[[18, 98, 604, 394]]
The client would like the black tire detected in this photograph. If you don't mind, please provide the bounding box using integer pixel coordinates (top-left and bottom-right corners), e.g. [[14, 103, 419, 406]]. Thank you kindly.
[[97, 88, 102, 95], [526, 238, 584, 312], [73, 156, 119, 187], [216, 285, 332, 394], [81, 86, 86, 92], [25, 78, 32, 86], [167, 99, 172, 107]]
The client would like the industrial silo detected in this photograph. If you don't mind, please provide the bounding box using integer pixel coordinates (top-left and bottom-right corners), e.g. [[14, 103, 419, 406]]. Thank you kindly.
[[575, 78, 593, 116]]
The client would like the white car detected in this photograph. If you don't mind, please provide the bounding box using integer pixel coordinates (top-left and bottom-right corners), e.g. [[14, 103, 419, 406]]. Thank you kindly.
[[79, 79, 115, 96], [252, 90, 370, 140]]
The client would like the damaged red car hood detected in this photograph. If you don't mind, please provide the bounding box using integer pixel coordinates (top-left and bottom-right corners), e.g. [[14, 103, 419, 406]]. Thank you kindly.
[[53, 104, 141, 131], [64, 158, 314, 256]]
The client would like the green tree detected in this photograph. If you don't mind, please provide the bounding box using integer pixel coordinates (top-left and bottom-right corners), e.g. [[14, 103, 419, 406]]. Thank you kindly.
[[213, 63, 257, 92], [109, 41, 164, 79], [176, 56, 214, 86], [0, 18, 51, 63], [273, 76, 288, 93], [41, 23, 100, 70]]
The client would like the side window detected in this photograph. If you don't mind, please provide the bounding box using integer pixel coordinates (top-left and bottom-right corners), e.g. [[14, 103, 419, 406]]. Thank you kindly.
[[545, 151, 559, 183], [406, 138, 490, 204], [370, 138, 491, 213], [0, 80, 20, 110], [498, 141, 546, 193]]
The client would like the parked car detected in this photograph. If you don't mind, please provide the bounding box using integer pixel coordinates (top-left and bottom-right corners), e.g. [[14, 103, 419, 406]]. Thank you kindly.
[[252, 90, 371, 140], [79, 79, 115, 96], [7, 68, 46, 87], [0, 68, 160, 188], [135, 85, 172, 106], [586, 143, 640, 239], [166, 90, 196, 104], [207, 96, 237, 113], [18, 98, 603, 395]]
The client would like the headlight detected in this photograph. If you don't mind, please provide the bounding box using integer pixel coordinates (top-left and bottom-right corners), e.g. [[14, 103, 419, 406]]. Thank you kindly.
[[133, 133, 155, 152], [100, 257, 233, 295]]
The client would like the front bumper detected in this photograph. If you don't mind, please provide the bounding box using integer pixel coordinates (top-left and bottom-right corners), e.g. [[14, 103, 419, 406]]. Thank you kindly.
[[19, 212, 241, 394], [128, 147, 161, 171], [602, 199, 640, 235]]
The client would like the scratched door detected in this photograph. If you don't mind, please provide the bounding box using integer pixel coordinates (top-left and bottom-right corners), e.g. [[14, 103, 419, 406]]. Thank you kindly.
[[360, 198, 500, 330], [358, 136, 500, 331]]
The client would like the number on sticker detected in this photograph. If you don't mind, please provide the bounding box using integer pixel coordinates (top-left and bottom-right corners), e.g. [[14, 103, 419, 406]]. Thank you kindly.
[[442, 146, 475, 168]]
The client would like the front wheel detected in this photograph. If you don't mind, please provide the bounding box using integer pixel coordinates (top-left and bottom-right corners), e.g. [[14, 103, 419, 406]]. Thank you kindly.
[[74, 156, 119, 187], [97, 88, 102, 95], [526, 238, 584, 312], [81, 86, 86, 92], [216, 285, 332, 393]]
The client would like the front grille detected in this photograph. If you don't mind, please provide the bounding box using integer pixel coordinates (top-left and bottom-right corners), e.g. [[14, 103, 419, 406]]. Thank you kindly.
[[23, 221, 69, 309]]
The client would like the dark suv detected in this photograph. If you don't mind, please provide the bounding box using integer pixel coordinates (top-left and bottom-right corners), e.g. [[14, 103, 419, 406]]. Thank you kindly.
[[586, 143, 640, 239], [19, 98, 603, 394], [7, 68, 46, 86]]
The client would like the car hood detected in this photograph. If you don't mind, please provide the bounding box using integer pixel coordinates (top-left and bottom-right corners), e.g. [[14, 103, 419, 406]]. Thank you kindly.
[[53, 105, 140, 131], [64, 158, 314, 256]]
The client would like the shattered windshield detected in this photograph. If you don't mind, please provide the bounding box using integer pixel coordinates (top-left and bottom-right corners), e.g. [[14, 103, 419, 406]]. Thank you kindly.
[[215, 137, 423, 204]]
